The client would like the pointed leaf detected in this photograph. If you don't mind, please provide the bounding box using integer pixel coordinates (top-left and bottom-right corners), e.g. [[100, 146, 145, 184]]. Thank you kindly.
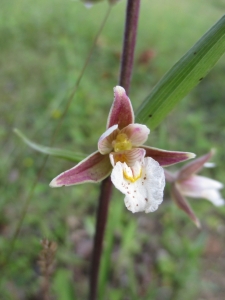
[[136, 16, 225, 129], [50, 151, 112, 187], [107, 86, 134, 129], [142, 146, 195, 166], [14, 128, 85, 162], [171, 183, 200, 228]]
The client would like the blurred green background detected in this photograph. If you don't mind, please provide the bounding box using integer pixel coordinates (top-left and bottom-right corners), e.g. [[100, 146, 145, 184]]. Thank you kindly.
[[1, 0, 225, 299]]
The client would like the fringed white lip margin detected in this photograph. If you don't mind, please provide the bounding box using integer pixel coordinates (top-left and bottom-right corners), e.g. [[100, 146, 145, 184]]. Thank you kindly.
[[111, 157, 165, 213]]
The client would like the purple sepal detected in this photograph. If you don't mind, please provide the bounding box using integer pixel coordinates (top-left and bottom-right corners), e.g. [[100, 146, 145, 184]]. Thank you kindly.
[[172, 183, 201, 228], [142, 146, 195, 167], [107, 86, 134, 129], [50, 151, 112, 187], [178, 150, 214, 180]]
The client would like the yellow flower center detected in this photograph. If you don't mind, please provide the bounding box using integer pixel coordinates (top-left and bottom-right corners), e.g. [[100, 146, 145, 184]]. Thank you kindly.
[[113, 133, 132, 152], [123, 168, 142, 183]]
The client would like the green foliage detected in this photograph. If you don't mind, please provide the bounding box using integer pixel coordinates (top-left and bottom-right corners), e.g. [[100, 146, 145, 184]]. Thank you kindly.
[[136, 15, 225, 129], [14, 128, 85, 162], [53, 269, 76, 300], [1, 0, 225, 299]]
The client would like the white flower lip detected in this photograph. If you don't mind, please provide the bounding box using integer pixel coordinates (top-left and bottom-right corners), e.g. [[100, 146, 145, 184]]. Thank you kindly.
[[111, 157, 165, 213]]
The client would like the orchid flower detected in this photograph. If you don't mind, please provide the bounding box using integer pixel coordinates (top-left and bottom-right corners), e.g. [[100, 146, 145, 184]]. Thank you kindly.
[[50, 86, 195, 213], [165, 150, 224, 227]]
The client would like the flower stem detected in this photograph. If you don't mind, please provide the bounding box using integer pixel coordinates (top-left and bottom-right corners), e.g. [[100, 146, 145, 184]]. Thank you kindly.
[[119, 0, 141, 93], [88, 1, 141, 299], [88, 177, 113, 300]]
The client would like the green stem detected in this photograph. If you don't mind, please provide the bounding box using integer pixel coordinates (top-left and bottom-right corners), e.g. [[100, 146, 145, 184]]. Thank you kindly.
[[88, 1, 141, 299]]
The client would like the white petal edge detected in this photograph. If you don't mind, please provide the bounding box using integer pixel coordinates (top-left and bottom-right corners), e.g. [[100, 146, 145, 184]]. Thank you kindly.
[[204, 162, 216, 168], [111, 157, 165, 213], [179, 175, 223, 194], [201, 189, 225, 206], [178, 175, 224, 207]]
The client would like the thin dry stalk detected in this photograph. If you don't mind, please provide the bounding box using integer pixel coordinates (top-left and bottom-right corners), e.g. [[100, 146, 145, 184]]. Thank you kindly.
[[38, 239, 57, 300]]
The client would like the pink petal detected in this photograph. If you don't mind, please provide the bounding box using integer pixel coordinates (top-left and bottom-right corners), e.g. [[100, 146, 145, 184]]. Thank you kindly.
[[49, 151, 112, 187], [171, 183, 200, 228], [178, 175, 224, 207], [98, 125, 119, 154], [178, 150, 214, 180], [107, 86, 134, 130], [179, 175, 223, 195], [121, 124, 150, 146], [109, 148, 146, 167], [142, 146, 196, 166]]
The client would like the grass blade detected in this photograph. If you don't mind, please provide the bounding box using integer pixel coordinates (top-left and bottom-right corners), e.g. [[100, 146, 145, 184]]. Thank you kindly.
[[136, 15, 225, 129], [14, 128, 85, 162]]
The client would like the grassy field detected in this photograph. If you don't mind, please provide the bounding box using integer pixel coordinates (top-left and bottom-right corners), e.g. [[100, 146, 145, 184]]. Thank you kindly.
[[1, 0, 225, 299]]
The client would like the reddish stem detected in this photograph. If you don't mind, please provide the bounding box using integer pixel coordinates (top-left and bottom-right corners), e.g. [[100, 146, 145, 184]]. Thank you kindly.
[[88, 177, 113, 300], [119, 0, 141, 92], [88, 1, 141, 299]]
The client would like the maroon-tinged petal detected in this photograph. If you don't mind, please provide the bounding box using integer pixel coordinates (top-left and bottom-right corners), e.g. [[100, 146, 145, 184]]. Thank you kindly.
[[49, 151, 112, 187], [171, 183, 201, 228], [121, 124, 150, 146], [178, 150, 215, 180], [142, 146, 196, 166], [109, 148, 146, 167], [107, 86, 134, 129], [164, 169, 177, 183], [98, 125, 119, 154]]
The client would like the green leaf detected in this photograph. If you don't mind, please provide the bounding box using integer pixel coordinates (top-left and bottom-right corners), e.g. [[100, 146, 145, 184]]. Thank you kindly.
[[14, 128, 85, 162], [53, 269, 76, 300], [135, 15, 225, 129]]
